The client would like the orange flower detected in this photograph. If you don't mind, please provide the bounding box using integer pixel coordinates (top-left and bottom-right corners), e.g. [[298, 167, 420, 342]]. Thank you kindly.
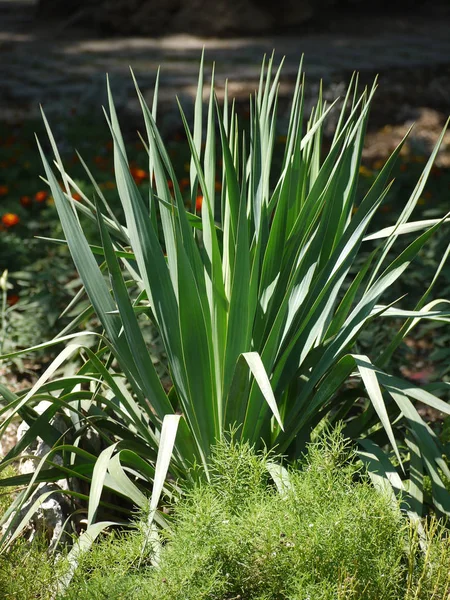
[[0, 185, 9, 196], [7, 294, 19, 306], [72, 192, 82, 202], [20, 195, 32, 207], [167, 179, 174, 191], [135, 168, 148, 179], [2, 213, 20, 227], [215, 181, 222, 192], [35, 190, 48, 203], [195, 195, 203, 211], [130, 167, 148, 183]]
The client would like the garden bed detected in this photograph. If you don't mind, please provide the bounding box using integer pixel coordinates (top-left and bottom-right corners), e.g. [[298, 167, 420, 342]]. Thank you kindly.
[[1, 49, 450, 600]]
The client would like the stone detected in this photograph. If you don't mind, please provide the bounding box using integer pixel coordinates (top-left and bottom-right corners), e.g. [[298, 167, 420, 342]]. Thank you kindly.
[[0, 418, 20, 459], [1, 483, 74, 548], [1, 401, 78, 549]]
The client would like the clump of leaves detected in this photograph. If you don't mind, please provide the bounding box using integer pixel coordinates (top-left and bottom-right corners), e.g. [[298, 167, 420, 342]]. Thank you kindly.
[[0, 533, 67, 600], [61, 521, 152, 600], [405, 517, 450, 599], [61, 430, 450, 600], [0, 466, 66, 599], [0, 464, 16, 519], [147, 431, 404, 600]]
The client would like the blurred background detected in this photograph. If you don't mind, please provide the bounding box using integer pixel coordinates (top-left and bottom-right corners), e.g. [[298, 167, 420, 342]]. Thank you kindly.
[[1, 0, 450, 396], [2, 0, 450, 133]]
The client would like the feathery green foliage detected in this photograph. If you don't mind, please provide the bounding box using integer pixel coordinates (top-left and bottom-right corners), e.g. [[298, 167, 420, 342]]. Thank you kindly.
[[0, 533, 67, 600], [0, 464, 15, 519], [61, 432, 450, 599]]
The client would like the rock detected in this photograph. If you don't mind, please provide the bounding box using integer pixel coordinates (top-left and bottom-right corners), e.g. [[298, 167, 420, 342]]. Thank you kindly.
[[0, 418, 20, 459], [2, 483, 74, 548], [1, 401, 79, 549]]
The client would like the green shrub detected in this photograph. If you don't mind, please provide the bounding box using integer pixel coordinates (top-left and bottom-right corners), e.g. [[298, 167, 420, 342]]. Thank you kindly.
[[60, 523, 152, 600], [0, 533, 66, 600], [62, 432, 450, 599], [1, 434, 447, 599], [144, 433, 404, 600], [0, 464, 16, 519], [405, 517, 450, 599], [0, 465, 68, 599]]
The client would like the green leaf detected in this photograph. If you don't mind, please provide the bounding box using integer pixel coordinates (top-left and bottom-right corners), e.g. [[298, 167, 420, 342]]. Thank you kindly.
[[87, 443, 119, 527]]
